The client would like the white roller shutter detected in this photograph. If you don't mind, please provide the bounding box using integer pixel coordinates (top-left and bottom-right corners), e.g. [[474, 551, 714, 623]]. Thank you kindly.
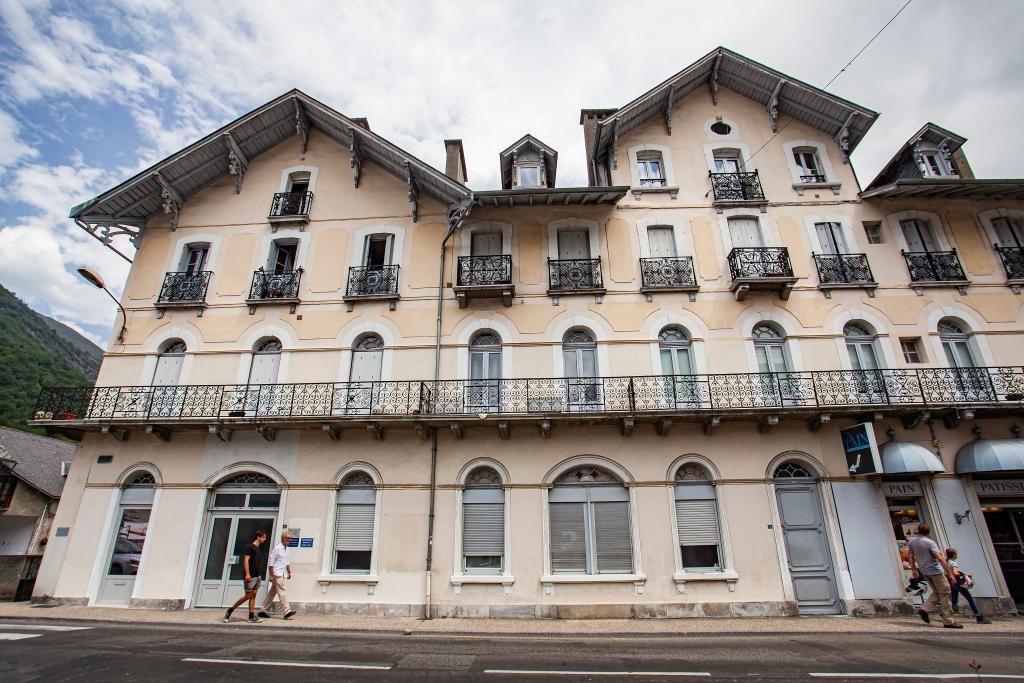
[[675, 499, 720, 546], [549, 502, 587, 573], [463, 487, 504, 557], [335, 487, 375, 552], [593, 501, 633, 574]]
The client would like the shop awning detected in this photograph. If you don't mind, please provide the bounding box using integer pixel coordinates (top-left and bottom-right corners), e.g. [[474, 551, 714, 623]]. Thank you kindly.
[[881, 442, 945, 475], [955, 439, 1024, 474]]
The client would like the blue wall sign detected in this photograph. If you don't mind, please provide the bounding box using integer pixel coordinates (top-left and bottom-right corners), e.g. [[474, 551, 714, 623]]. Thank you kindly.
[[841, 422, 882, 475], [300, 537, 314, 548]]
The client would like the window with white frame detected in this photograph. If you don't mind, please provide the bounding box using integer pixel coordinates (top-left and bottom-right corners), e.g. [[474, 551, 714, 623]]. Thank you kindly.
[[637, 151, 666, 187], [562, 328, 599, 407], [468, 332, 501, 411], [713, 149, 741, 174], [674, 463, 722, 571], [900, 337, 924, 364], [659, 326, 693, 376], [863, 222, 884, 244], [992, 216, 1024, 248], [248, 338, 282, 385], [268, 240, 298, 274], [334, 471, 376, 573], [153, 340, 186, 386], [548, 466, 633, 575], [752, 323, 789, 373], [900, 218, 940, 253], [814, 221, 848, 255], [180, 243, 209, 276], [793, 149, 824, 182], [919, 152, 947, 177], [462, 467, 505, 574], [844, 322, 881, 371], [647, 226, 677, 258], [362, 234, 394, 268], [938, 318, 978, 369]]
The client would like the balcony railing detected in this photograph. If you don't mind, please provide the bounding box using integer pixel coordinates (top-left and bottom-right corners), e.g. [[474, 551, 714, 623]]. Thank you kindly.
[[638, 177, 667, 187], [799, 174, 827, 183], [249, 268, 302, 301], [269, 191, 313, 218], [728, 248, 794, 280], [31, 367, 1024, 424], [901, 250, 968, 283], [157, 271, 211, 304], [456, 255, 512, 287], [640, 256, 697, 289], [709, 171, 765, 202], [813, 253, 875, 285], [995, 245, 1024, 281], [548, 258, 603, 292], [346, 265, 400, 298]]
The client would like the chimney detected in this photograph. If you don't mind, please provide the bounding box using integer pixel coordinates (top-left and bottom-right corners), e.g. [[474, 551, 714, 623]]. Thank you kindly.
[[351, 117, 371, 131], [444, 139, 468, 183], [580, 109, 617, 186], [950, 147, 974, 179]]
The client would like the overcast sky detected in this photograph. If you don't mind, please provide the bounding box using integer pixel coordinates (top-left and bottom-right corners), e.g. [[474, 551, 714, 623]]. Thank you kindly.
[[1, 0, 1022, 346]]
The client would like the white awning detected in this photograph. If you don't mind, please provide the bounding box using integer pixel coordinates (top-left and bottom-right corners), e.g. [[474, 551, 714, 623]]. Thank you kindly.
[[956, 439, 1024, 474], [881, 442, 945, 475]]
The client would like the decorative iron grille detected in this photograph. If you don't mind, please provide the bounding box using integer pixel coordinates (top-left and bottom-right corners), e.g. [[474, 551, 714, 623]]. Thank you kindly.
[[268, 191, 313, 217], [901, 250, 967, 283], [727, 248, 794, 279], [456, 255, 512, 286], [813, 253, 875, 284], [32, 366, 1024, 424], [157, 271, 211, 304], [249, 268, 302, 300], [548, 258, 602, 291], [640, 257, 697, 289], [639, 177, 667, 187], [709, 171, 764, 201], [995, 246, 1024, 280], [346, 265, 400, 297], [799, 174, 827, 183]]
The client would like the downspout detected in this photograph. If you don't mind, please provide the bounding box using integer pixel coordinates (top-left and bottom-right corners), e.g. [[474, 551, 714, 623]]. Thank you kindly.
[[424, 194, 472, 620]]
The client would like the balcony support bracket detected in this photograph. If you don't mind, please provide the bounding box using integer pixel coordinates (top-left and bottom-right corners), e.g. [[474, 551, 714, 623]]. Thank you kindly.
[[367, 422, 384, 441], [943, 409, 975, 430], [901, 411, 930, 431], [450, 422, 463, 441], [258, 425, 276, 442], [758, 415, 779, 434], [779, 282, 795, 301], [538, 420, 551, 439], [809, 413, 831, 433], [620, 417, 634, 437], [497, 420, 510, 441], [209, 424, 232, 443], [322, 423, 342, 441], [733, 284, 749, 301], [101, 426, 129, 442], [655, 417, 673, 437], [703, 416, 721, 435], [414, 422, 430, 441], [145, 425, 171, 442], [957, 285, 968, 296]]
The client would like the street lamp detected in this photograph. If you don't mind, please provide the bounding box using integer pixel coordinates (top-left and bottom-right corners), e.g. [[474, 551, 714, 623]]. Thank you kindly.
[[76, 266, 126, 343]]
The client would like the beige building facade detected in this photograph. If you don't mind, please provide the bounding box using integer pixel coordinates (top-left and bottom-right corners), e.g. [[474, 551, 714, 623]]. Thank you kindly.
[[31, 47, 1024, 618]]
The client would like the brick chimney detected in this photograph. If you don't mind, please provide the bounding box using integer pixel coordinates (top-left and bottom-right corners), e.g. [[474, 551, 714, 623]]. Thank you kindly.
[[580, 109, 617, 186], [444, 139, 467, 183]]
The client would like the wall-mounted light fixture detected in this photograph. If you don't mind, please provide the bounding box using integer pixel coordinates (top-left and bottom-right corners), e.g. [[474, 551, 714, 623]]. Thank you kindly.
[[954, 509, 971, 525], [77, 266, 126, 343]]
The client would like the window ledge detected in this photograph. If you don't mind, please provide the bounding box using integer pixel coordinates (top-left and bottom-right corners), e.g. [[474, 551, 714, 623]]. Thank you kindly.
[[542, 573, 646, 596], [318, 574, 379, 584], [451, 574, 515, 595], [673, 569, 738, 593], [630, 186, 679, 200], [793, 181, 841, 196]]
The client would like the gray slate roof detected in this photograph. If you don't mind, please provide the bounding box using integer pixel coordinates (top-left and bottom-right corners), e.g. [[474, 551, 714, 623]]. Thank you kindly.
[[0, 427, 73, 499]]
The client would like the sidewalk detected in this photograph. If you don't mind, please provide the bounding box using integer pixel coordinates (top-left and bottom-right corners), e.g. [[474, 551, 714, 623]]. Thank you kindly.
[[0, 602, 1020, 636]]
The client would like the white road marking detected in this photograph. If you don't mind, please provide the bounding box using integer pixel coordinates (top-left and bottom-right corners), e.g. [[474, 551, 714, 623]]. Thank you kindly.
[[810, 674, 1024, 680], [182, 657, 392, 670], [0, 623, 91, 631], [485, 671, 710, 677], [0, 633, 41, 640]]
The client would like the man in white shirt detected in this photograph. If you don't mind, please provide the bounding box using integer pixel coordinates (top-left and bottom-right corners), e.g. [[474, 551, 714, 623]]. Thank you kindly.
[[258, 531, 296, 620]]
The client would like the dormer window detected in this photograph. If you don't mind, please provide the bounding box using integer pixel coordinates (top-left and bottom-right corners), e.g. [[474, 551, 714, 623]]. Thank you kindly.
[[923, 154, 944, 177], [637, 151, 666, 187], [516, 163, 541, 188], [500, 134, 557, 190]]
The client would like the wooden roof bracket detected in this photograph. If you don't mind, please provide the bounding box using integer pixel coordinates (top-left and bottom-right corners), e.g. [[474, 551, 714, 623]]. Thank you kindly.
[[835, 111, 857, 164], [406, 161, 419, 222], [664, 84, 675, 135], [224, 132, 248, 194], [767, 79, 785, 133], [609, 118, 620, 170], [709, 52, 722, 105], [294, 99, 309, 153], [74, 218, 137, 263], [350, 129, 363, 188], [155, 172, 183, 230]]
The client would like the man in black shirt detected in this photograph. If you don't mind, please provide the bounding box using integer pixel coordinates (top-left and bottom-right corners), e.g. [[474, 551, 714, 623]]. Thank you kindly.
[[223, 530, 267, 624]]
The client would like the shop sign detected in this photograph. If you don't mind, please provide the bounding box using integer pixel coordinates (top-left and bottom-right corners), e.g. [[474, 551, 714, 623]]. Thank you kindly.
[[841, 422, 882, 476], [974, 479, 1024, 496], [882, 481, 922, 497]]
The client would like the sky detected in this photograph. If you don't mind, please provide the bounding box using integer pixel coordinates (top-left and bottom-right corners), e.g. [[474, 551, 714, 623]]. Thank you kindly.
[[1, 0, 1022, 346]]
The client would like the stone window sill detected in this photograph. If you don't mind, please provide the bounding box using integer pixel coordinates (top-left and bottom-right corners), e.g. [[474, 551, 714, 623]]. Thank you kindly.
[[631, 186, 679, 200], [793, 181, 841, 196], [318, 573, 379, 595], [541, 573, 646, 595], [673, 569, 739, 593], [451, 574, 515, 595]]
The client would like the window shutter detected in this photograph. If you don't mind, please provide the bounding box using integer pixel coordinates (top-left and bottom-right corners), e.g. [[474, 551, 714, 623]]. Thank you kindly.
[[463, 487, 504, 557], [549, 502, 587, 573], [592, 501, 633, 574], [675, 499, 721, 547], [335, 498, 375, 552]]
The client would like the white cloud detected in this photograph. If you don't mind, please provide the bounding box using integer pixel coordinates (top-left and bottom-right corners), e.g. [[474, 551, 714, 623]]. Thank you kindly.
[[0, 109, 38, 171]]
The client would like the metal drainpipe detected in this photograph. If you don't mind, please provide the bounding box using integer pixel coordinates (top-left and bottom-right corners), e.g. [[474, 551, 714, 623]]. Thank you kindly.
[[424, 196, 472, 620]]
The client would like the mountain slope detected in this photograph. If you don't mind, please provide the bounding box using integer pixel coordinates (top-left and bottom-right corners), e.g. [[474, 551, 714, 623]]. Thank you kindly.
[[0, 283, 103, 431]]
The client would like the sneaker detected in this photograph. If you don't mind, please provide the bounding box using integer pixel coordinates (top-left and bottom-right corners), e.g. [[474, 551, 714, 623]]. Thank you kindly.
[[223, 608, 233, 623], [284, 610, 296, 620], [918, 609, 931, 624], [248, 615, 262, 623], [977, 616, 992, 624], [943, 623, 964, 629], [257, 611, 270, 619]]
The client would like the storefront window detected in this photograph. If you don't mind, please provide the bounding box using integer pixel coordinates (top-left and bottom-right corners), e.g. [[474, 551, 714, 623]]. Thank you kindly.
[[979, 497, 1024, 606], [884, 483, 928, 606]]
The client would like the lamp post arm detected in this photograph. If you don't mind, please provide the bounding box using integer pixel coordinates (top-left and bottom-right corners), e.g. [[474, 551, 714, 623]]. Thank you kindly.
[[102, 286, 127, 343]]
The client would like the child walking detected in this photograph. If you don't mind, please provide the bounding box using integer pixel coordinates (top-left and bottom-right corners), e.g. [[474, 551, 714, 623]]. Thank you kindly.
[[946, 548, 992, 624]]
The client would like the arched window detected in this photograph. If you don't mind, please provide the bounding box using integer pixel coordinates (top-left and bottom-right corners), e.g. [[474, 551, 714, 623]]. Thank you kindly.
[[350, 335, 383, 383], [844, 322, 881, 371], [333, 471, 377, 574], [462, 466, 505, 574], [248, 338, 282, 385], [153, 339, 186, 386], [674, 463, 721, 570], [468, 332, 502, 411], [549, 465, 632, 575], [753, 324, 789, 373], [562, 328, 599, 408], [659, 326, 693, 375], [773, 461, 814, 479], [938, 318, 978, 368]]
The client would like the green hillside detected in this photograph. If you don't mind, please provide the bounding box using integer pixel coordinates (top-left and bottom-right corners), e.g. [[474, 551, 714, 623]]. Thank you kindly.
[[0, 283, 102, 432]]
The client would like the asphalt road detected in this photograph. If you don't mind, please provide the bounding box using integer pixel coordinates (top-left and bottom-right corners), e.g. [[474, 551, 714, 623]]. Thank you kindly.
[[1, 618, 1022, 682]]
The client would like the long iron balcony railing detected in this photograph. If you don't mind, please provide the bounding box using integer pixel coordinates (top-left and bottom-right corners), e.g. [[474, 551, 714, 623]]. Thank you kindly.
[[31, 367, 1024, 423], [995, 245, 1024, 281], [269, 191, 314, 217], [346, 265, 400, 297], [813, 253, 875, 285], [249, 268, 302, 300], [727, 247, 794, 280], [901, 249, 968, 283], [548, 258, 603, 291], [157, 271, 211, 304], [709, 171, 765, 202], [457, 255, 512, 287], [640, 257, 697, 289]]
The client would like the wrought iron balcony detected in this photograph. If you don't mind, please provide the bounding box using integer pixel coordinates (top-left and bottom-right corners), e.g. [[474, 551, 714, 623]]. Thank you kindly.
[[799, 174, 827, 183], [728, 248, 794, 280], [813, 253, 876, 287], [457, 255, 512, 287], [548, 258, 603, 293], [995, 245, 1024, 282], [345, 265, 400, 299], [268, 191, 313, 219], [31, 367, 1024, 427], [639, 257, 697, 290], [709, 171, 765, 202], [249, 268, 302, 301], [156, 271, 211, 306], [901, 250, 968, 284]]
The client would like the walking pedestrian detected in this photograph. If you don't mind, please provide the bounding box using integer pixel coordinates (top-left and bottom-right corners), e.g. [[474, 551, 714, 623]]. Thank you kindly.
[[907, 524, 961, 629], [946, 548, 992, 624], [223, 530, 268, 624], [258, 531, 296, 620]]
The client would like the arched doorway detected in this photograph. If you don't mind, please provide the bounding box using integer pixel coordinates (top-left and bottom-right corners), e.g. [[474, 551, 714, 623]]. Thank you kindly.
[[772, 460, 841, 614], [97, 471, 156, 605], [195, 472, 280, 607]]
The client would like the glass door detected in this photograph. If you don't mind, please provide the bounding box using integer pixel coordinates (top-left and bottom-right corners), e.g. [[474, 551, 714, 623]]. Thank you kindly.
[[195, 513, 276, 607], [980, 502, 1024, 608], [887, 495, 928, 607], [96, 506, 152, 605]]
